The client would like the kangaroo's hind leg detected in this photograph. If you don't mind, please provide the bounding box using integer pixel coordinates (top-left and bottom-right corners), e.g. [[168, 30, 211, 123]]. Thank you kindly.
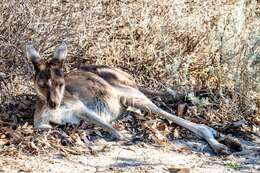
[[115, 86, 237, 155]]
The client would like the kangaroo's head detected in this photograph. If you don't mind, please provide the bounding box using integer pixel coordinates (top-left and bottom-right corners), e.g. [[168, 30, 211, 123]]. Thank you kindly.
[[26, 43, 67, 109]]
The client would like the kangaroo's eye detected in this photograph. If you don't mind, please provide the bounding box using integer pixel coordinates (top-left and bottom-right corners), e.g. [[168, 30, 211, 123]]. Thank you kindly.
[[59, 83, 64, 88]]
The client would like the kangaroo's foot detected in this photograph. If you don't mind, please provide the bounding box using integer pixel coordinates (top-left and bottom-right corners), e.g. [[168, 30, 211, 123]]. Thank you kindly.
[[193, 124, 242, 155]]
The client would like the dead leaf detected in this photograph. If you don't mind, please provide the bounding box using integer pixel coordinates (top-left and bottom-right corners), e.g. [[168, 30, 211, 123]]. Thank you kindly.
[[176, 146, 192, 154], [0, 138, 10, 146], [177, 104, 187, 116], [168, 166, 190, 173], [173, 128, 180, 138]]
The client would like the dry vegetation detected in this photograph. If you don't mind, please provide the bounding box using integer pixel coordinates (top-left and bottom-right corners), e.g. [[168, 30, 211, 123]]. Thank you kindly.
[[0, 0, 259, 156]]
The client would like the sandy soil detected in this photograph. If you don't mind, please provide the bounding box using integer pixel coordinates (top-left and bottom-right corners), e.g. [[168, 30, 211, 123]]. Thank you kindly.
[[0, 138, 259, 173]]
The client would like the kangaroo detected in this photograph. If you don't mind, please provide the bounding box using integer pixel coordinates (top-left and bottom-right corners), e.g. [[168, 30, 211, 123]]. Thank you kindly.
[[26, 42, 241, 155]]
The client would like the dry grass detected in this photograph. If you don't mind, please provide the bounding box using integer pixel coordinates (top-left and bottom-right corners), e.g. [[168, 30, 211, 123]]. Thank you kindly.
[[0, 0, 259, 155]]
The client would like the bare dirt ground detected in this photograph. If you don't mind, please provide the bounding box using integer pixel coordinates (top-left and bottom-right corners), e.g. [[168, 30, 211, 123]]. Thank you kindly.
[[0, 138, 259, 173]]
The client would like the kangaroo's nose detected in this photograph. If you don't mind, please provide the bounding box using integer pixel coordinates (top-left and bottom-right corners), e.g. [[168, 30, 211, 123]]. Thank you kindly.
[[48, 101, 57, 109]]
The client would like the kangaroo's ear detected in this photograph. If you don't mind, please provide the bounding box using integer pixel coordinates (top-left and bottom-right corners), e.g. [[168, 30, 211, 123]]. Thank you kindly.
[[50, 42, 67, 68], [26, 45, 45, 72]]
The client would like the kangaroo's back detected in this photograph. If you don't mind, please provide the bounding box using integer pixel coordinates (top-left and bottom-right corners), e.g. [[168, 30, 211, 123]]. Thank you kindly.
[[79, 65, 137, 88]]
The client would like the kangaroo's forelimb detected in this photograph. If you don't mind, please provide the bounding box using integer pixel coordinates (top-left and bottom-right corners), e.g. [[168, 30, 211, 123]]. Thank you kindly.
[[66, 99, 123, 140], [79, 105, 123, 140]]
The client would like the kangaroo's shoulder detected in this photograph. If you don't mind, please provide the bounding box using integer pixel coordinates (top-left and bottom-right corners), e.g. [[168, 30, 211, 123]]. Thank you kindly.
[[64, 70, 116, 100]]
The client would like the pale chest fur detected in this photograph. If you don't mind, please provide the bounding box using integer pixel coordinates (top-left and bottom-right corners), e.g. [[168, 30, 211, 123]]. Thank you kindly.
[[43, 104, 81, 125], [41, 99, 120, 125]]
